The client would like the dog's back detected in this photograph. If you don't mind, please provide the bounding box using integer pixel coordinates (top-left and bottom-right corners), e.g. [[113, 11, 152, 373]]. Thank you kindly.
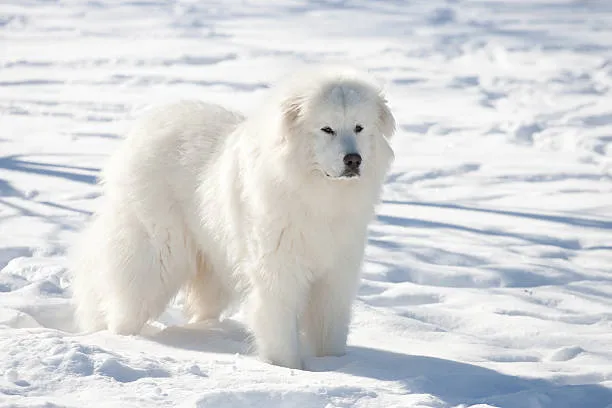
[[104, 101, 243, 186]]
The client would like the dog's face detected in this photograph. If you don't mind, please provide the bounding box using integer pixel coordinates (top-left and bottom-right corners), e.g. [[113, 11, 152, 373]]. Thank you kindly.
[[281, 78, 395, 181]]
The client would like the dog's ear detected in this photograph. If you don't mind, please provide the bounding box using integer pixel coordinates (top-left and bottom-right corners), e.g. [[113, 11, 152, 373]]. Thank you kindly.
[[378, 96, 396, 139], [280, 95, 303, 128]]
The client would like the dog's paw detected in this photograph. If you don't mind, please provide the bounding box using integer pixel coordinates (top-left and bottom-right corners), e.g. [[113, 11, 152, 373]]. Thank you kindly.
[[261, 353, 304, 370]]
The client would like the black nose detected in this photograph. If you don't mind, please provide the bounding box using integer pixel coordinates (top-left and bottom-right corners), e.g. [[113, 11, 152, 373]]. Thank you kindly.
[[343, 153, 362, 170]]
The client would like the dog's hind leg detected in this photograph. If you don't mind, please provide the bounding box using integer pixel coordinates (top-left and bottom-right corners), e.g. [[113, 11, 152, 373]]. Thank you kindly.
[[71, 243, 107, 333], [85, 208, 193, 335], [183, 251, 231, 323], [71, 215, 113, 333]]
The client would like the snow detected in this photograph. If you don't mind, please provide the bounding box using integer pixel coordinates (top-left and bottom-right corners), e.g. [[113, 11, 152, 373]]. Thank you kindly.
[[2, 0, 612, 407]]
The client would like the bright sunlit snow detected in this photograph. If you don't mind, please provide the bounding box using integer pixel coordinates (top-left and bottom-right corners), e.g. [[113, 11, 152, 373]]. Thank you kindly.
[[1, 1, 612, 407]]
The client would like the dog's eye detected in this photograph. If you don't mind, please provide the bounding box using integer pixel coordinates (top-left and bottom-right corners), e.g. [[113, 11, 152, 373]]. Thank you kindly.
[[354, 124, 364, 133], [321, 126, 335, 135]]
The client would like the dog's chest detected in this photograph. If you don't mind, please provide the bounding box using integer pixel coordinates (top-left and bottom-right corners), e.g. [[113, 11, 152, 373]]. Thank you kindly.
[[272, 211, 367, 274]]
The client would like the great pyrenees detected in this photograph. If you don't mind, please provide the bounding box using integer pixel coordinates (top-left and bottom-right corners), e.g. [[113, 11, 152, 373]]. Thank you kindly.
[[71, 66, 395, 369]]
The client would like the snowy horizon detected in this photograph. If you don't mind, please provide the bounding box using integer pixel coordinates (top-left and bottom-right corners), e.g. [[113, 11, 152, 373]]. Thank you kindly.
[[1, 1, 612, 407]]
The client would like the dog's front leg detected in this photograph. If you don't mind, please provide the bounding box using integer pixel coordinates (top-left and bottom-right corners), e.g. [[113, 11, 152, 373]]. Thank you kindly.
[[303, 268, 361, 358], [248, 259, 309, 369]]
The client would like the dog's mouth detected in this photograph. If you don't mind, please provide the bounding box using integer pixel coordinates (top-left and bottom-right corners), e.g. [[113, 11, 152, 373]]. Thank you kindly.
[[340, 170, 360, 178], [323, 170, 360, 180]]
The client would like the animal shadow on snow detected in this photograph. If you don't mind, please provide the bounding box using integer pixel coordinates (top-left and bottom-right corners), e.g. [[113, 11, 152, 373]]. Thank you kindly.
[[311, 346, 612, 408], [146, 320, 612, 407], [146, 319, 252, 355]]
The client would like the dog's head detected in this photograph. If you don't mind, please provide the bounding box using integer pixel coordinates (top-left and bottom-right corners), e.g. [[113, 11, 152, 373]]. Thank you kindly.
[[278, 68, 395, 181]]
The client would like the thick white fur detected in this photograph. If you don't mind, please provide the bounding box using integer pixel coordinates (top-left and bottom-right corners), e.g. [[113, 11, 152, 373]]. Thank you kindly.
[[71, 66, 395, 369]]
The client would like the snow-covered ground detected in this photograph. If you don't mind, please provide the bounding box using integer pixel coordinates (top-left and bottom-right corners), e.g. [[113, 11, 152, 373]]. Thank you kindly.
[[2, 1, 612, 407]]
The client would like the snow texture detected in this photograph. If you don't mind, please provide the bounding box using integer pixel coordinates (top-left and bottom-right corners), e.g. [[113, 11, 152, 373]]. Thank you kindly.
[[1, 0, 612, 407]]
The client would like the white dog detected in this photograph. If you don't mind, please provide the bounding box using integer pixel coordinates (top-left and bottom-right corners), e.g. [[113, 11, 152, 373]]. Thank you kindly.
[[71, 66, 395, 369]]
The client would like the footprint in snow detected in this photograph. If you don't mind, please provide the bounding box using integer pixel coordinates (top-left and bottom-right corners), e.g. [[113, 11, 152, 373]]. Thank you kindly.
[[96, 358, 170, 383], [548, 346, 585, 362]]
